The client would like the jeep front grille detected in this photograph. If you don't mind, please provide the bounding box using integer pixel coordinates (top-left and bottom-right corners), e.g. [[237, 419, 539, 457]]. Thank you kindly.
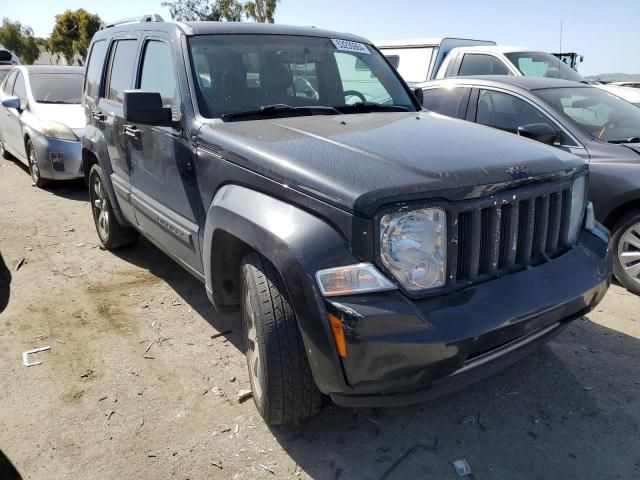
[[448, 180, 575, 287]]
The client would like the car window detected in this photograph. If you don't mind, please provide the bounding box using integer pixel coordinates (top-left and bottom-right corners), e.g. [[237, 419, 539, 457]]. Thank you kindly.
[[3, 69, 17, 94], [0, 69, 9, 84], [504, 52, 583, 82], [13, 72, 27, 100], [30, 74, 83, 104], [380, 47, 434, 83], [459, 54, 512, 76], [422, 87, 470, 118], [139, 40, 177, 108], [85, 40, 108, 99], [536, 86, 640, 143], [476, 89, 557, 134], [334, 51, 393, 104], [106, 40, 138, 104]]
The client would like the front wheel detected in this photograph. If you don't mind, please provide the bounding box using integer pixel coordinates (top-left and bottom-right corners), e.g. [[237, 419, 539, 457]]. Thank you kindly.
[[88, 164, 138, 249], [26, 139, 49, 188], [612, 211, 640, 295], [240, 252, 322, 425]]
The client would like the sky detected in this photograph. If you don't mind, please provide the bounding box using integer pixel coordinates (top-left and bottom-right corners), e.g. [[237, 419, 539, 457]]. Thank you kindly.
[[2, 0, 639, 75]]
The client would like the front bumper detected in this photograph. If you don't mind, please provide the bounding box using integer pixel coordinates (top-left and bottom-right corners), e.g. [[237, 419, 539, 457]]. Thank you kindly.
[[324, 227, 611, 407], [32, 134, 83, 181]]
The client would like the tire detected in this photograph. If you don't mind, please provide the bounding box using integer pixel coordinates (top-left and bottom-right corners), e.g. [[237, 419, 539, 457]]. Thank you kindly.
[[612, 210, 640, 295], [240, 252, 322, 425], [26, 139, 49, 188], [88, 164, 138, 249], [0, 138, 11, 159]]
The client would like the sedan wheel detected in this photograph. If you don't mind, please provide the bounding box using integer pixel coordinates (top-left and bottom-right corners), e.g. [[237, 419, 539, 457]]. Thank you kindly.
[[612, 211, 640, 295], [26, 140, 48, 188]]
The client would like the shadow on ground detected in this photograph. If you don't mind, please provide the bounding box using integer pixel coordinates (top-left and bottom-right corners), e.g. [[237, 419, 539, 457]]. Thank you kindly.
[[0, 449, 22, 480], [108, 238, 639, 479], [112, 237, 243, 351], [0, 252, 10, 313]]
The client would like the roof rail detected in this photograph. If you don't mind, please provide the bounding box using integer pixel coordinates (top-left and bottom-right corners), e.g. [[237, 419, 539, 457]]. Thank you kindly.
[[101, 14, 164, 29]]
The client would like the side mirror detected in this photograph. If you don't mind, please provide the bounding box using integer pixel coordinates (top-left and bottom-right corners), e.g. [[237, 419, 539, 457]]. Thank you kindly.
[[517, 123, 558, 145], [413, 87, 424, 106], [2, 96, 21, 110], [123, 90, 173, 126]]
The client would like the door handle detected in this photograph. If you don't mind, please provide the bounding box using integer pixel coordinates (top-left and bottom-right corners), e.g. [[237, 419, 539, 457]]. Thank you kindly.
[[123, 125, 140, 139], [91, 110, 106, 121]]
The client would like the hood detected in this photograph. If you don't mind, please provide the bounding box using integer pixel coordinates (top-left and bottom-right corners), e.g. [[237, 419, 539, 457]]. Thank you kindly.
[[199, 112, 585, 214], [32, 103, 86, 130]]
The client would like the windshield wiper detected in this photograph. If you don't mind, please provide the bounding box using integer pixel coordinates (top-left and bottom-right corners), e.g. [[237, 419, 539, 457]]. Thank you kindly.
[[221, 104, 341, 122], [37, 100, 75, 104], [607, 137, 640, 144], [336, 102, 409, 113]]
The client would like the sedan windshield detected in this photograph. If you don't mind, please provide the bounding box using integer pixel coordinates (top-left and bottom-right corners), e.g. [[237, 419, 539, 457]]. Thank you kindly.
[[505, 52, 584, 82], [188, 34, 416, 119], [537, 87, 640, 143], [30, 73, 83, 104]]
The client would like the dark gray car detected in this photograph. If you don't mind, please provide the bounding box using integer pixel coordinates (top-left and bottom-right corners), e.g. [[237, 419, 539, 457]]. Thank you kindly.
[[416, 76, 640, 294]]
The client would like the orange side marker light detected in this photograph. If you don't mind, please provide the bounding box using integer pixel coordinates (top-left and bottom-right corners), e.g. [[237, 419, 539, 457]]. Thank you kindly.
[[328, 313, 347, 358]]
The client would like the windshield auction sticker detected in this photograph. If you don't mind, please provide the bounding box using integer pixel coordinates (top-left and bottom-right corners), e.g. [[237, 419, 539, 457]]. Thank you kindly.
[[331, 39, 371, 55]]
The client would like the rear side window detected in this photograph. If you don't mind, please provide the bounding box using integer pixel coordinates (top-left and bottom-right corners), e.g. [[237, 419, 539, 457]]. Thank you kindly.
[[85, 40, 108, 99], [106, 40, 138, 104], [13, 72, 27, 99], [458, 54, 512, 76], [422, 87, 470, 118], [139, 40, 176, 108]]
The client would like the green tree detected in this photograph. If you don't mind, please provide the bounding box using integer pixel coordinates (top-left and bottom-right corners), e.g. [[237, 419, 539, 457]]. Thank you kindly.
[[244, 0, 279, 23], [161, 0, 245, 21], [49, 9, 101, 65], [0, 18, 41, 64]]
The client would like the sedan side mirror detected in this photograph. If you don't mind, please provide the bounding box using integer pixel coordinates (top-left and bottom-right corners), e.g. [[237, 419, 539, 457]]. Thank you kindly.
[[517, 123, 558, 145], [413, 87, 424, 106], [123, 90, 173, 127], [2, 96, 21, 111]]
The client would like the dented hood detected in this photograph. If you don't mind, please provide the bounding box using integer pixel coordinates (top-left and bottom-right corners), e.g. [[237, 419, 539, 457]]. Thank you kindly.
[[199, 112, 585, 215]]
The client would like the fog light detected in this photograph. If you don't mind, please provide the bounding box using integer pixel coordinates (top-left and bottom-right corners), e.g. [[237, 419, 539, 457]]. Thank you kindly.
[[50, 152, 65, 172]]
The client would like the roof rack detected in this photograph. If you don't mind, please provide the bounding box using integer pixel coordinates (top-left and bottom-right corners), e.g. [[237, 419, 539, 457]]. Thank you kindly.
[[101, 14, 164, 29]]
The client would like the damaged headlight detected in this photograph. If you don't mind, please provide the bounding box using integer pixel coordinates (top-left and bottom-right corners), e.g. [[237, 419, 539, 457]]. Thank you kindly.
[[380, 208, 447, 291], [568, 176, 587, 244]]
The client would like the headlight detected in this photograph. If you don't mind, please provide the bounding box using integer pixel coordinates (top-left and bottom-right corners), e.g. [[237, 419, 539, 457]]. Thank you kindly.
[[380, 208, 447, 291], [568, 176, 586, 243], [35, 119, 77, 141], [316, 263, 397, 296]]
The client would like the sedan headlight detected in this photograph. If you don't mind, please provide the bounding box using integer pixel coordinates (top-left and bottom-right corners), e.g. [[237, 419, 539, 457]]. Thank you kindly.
[[380, 208, 447, 291], [35, 119, 78, 141], [568, 176, 587, 244]]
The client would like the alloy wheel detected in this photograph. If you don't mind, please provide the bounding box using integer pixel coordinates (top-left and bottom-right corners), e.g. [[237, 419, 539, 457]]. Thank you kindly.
[[28, 146, 40, 184], [617, 221, 640, 286], [91, 175, 110, 241]]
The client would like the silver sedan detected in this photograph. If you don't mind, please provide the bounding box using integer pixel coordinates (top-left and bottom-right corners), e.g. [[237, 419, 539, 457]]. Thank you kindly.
[[0, 65, 85, 187]]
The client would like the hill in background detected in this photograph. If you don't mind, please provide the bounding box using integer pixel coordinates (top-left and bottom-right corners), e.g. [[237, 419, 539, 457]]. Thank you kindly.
[[585, 73, 640, 82]]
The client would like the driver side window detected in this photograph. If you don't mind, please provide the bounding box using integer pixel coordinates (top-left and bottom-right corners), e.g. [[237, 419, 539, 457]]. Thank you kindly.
[[334, 52, 392, 104], [476, 89, 555, 134], [13, 72, 27, 100]]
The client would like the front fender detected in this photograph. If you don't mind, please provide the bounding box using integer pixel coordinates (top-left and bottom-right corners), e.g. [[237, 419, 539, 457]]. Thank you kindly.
[[203, 184, 358, 394]]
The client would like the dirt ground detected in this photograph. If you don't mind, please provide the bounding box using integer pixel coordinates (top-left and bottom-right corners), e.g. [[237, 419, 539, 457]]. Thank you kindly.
[[0, 156, 639, 480]]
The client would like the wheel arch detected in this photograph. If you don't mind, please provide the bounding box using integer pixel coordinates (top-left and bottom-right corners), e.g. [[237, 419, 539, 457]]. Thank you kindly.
[[603, 196, 640, 230], [202, 184, 358, 394]]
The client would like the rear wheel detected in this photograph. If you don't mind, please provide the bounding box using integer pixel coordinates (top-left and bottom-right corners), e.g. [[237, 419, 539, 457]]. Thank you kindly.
[[26, 139, 49, 188], [89, 164, 138, 249], [240, 252, 322, 425], [612, 210, 640, 295]]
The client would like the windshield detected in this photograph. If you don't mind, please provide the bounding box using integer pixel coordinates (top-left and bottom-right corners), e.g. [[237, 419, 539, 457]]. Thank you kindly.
[[188, 34, 415, 119], [505, 52, 584, 82], [537, 87, 640, 143], [30, 73, 83, 104]]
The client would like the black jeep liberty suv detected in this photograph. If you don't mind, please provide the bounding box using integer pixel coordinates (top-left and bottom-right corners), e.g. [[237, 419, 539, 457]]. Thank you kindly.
[[81, 15, 612, 425]]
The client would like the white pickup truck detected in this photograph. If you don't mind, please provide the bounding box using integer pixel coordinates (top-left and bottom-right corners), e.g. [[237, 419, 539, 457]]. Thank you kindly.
[[376, 38, 585, 83]]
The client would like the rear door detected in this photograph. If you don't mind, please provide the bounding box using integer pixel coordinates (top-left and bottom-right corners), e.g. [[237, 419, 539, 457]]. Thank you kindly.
[[3, 70, 28, 160], [128, 34, 203, 276], [99, 36, 142, 219]]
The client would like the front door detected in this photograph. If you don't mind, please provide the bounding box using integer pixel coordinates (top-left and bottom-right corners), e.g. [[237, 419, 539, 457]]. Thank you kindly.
[[3, 70, 28, 160], [128, 35, 203, 276]]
